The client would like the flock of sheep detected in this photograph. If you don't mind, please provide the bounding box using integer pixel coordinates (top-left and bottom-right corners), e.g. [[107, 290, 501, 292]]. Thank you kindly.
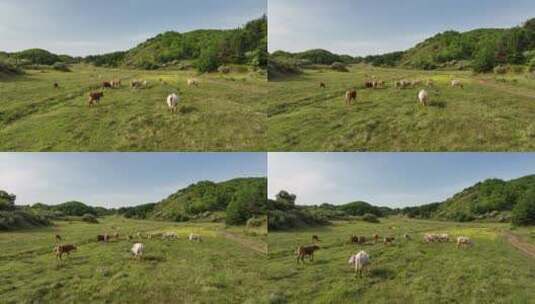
[[53, 231, 203, 264], [331, 77, 466, 107], [52, 76, 201, 112], [295, 231, 474, 277]]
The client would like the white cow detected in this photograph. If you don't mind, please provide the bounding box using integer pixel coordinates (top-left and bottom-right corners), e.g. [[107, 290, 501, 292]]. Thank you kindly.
[[348, 250, 370, 277], [167, 93, 179, 113], [418, 89, 429, 106], [131, 243, 144, 260], [187, 79, 199, 87], [451, 80, 464, 88], [163, 232, 178, 240], [457, 236, 473, 248]]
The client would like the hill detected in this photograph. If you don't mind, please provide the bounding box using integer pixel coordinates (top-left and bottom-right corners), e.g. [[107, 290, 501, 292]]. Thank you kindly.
[[150, 177, 267, 225], [86, 16, 267, 71], [270, 17, 535, 73]]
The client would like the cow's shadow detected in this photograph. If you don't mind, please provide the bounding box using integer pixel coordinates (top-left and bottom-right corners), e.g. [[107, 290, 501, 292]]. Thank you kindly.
[[430, 100, 447, 108], [369, 267, 395, 280], [142, 255, 166, 263], [179, 106, 198, 114]]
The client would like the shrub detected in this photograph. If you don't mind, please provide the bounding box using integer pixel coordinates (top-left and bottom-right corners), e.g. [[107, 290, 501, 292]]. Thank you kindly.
[[52, 62, 71, 72], [472, 41, 497, 73], [512, 189, 535, 226], [330, 61, 348, 72], [82, 213, 98, 224], [511, 65, 525, 74], [0, 60, 23, 75], [268, 58, 302, 80], [362, 213, 379, 223], [196, 45, 220, 73]]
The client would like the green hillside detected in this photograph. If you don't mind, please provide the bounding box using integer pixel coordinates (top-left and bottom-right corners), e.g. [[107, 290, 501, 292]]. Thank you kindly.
[[86, 16, 267, 71], [151, 177, 267, 225]]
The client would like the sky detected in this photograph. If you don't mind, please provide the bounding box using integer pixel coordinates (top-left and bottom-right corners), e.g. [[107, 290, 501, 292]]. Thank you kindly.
[[269, 0, 535, 55], [0, 0, 266, 56], [0, 153, 266, 208], [268, 153, 535, 208]]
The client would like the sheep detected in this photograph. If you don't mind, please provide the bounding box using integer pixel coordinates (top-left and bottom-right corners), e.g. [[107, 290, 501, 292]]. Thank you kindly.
[[163, 232, 178, 240], [348, 251, 369, 277], [418, 89, 429, 106], [88, 91, 104, 107], [131, 243, 144, 260], [296, 245, 320, 263], [457, 236, 473, 248], [345, 89, 357, 105], [188, 233, 202, 242], [451, 80, 464, 88], [187, 79, 199, 87], [167, 93, 179, 113], [54, 244, 77, 262]]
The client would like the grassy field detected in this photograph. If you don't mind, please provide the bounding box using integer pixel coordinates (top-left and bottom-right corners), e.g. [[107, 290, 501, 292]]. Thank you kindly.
[[267, 217, 535, 304], [0, 216, 269, 304], [268, 64, 535, 151], [0, 64, 267, 151]]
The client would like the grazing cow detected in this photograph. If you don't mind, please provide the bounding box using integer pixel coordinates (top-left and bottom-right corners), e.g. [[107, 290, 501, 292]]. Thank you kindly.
[[345, 89, 357, 105], [412, 79, 422, 85], [167, 93, 179, 113], [457, 236, 473, 248], [451, 80, 464, 88], [188, 233, 202, 242], [364, 81, 374, 89], [136, 232, 143, 239], [163, 232, 178, 240], [88, 92, 104, 107], [111, 80, 121, 88], [418, 89, 429, 106], [349, 235, 366, 244], [54, 82, 59, 89], [97, 234, 109, 242], [131, 243, 144, 260], [373, 234, 380, 244], [296, 245, 320, 263], [384, 237, 395, 245], [102, 81, 113, 88], [424, 233, 437, 243], [131, 80, 143, 89], [404, 233, 411, 240], [438, 233, 450, 242], [187, 79, 199, 87], [54, 244, 77, 261], [312, 235, 320, 242], [348, 250, 369, 277], [55, 234, 62, 243], [143, 80, 149, 88], [320, 82, 326, 89], [127, 235, 133, 241]]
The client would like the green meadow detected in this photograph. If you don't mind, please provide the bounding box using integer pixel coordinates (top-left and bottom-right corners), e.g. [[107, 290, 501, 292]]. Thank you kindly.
[[0, 216, 269, 304], [0, 64, 267, 151], [267, 65, 535, 151], [266, 217, 535, 304]]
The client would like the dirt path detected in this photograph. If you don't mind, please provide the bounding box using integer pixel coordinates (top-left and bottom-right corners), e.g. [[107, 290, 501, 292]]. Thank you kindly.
[[503, 231, 535, 259], [219, 231, 267, 255]]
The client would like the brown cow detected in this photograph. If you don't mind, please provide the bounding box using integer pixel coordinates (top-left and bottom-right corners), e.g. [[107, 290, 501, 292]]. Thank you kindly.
[[364, 81, 374, 88], [54, 244, 77, 261], [54, 82, 59, 89], [384, 237, 395, 245], [88, 92, 104, 107], [373, 234, 380, 244], [320, 82, 326, 89], [349, 235, 366, 244], [111, 80, 121, 88], [345, 89, 357, 105], [296, 245, 320, 263], [312, 235, 320, 242], [55, 234, 62, 243], [102, 81, 113, 88]]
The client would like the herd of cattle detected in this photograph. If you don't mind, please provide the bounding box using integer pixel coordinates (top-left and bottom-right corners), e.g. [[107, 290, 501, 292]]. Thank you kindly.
[[52, 77, 200, 111], [53, 231, 203, 263], [295, 232, 474, 277], [325, 77, 466, 107]]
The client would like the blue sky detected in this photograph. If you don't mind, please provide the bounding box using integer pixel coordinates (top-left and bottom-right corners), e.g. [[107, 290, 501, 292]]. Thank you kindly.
[[269, 0, 535, 55], [268, 153, 535, 207], [0, 153, 266, 208], [0, 0, 266, 56]]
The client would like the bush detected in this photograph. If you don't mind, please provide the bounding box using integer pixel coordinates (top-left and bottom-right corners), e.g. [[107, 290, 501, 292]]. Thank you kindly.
[[511, 65, 525, 74], [0, 60, 23, 75], [52, 62, 71, 72], [330, 61, 348, 72], [512, 189, 535, 226], [473, 41, 497, 73], [268, 58, 302, 80], [82, 213, 98, 224], [196, 45, 220, 73], [362, 213, 379, 223]]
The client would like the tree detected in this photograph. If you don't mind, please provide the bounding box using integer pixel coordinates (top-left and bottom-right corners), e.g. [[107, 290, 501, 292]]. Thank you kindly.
[[196, 44, 220, 73], [225, 185, 267, 225], [0, 191, 16, 211], [473, 39, 497, 73], [512, 188, 535, 226]]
